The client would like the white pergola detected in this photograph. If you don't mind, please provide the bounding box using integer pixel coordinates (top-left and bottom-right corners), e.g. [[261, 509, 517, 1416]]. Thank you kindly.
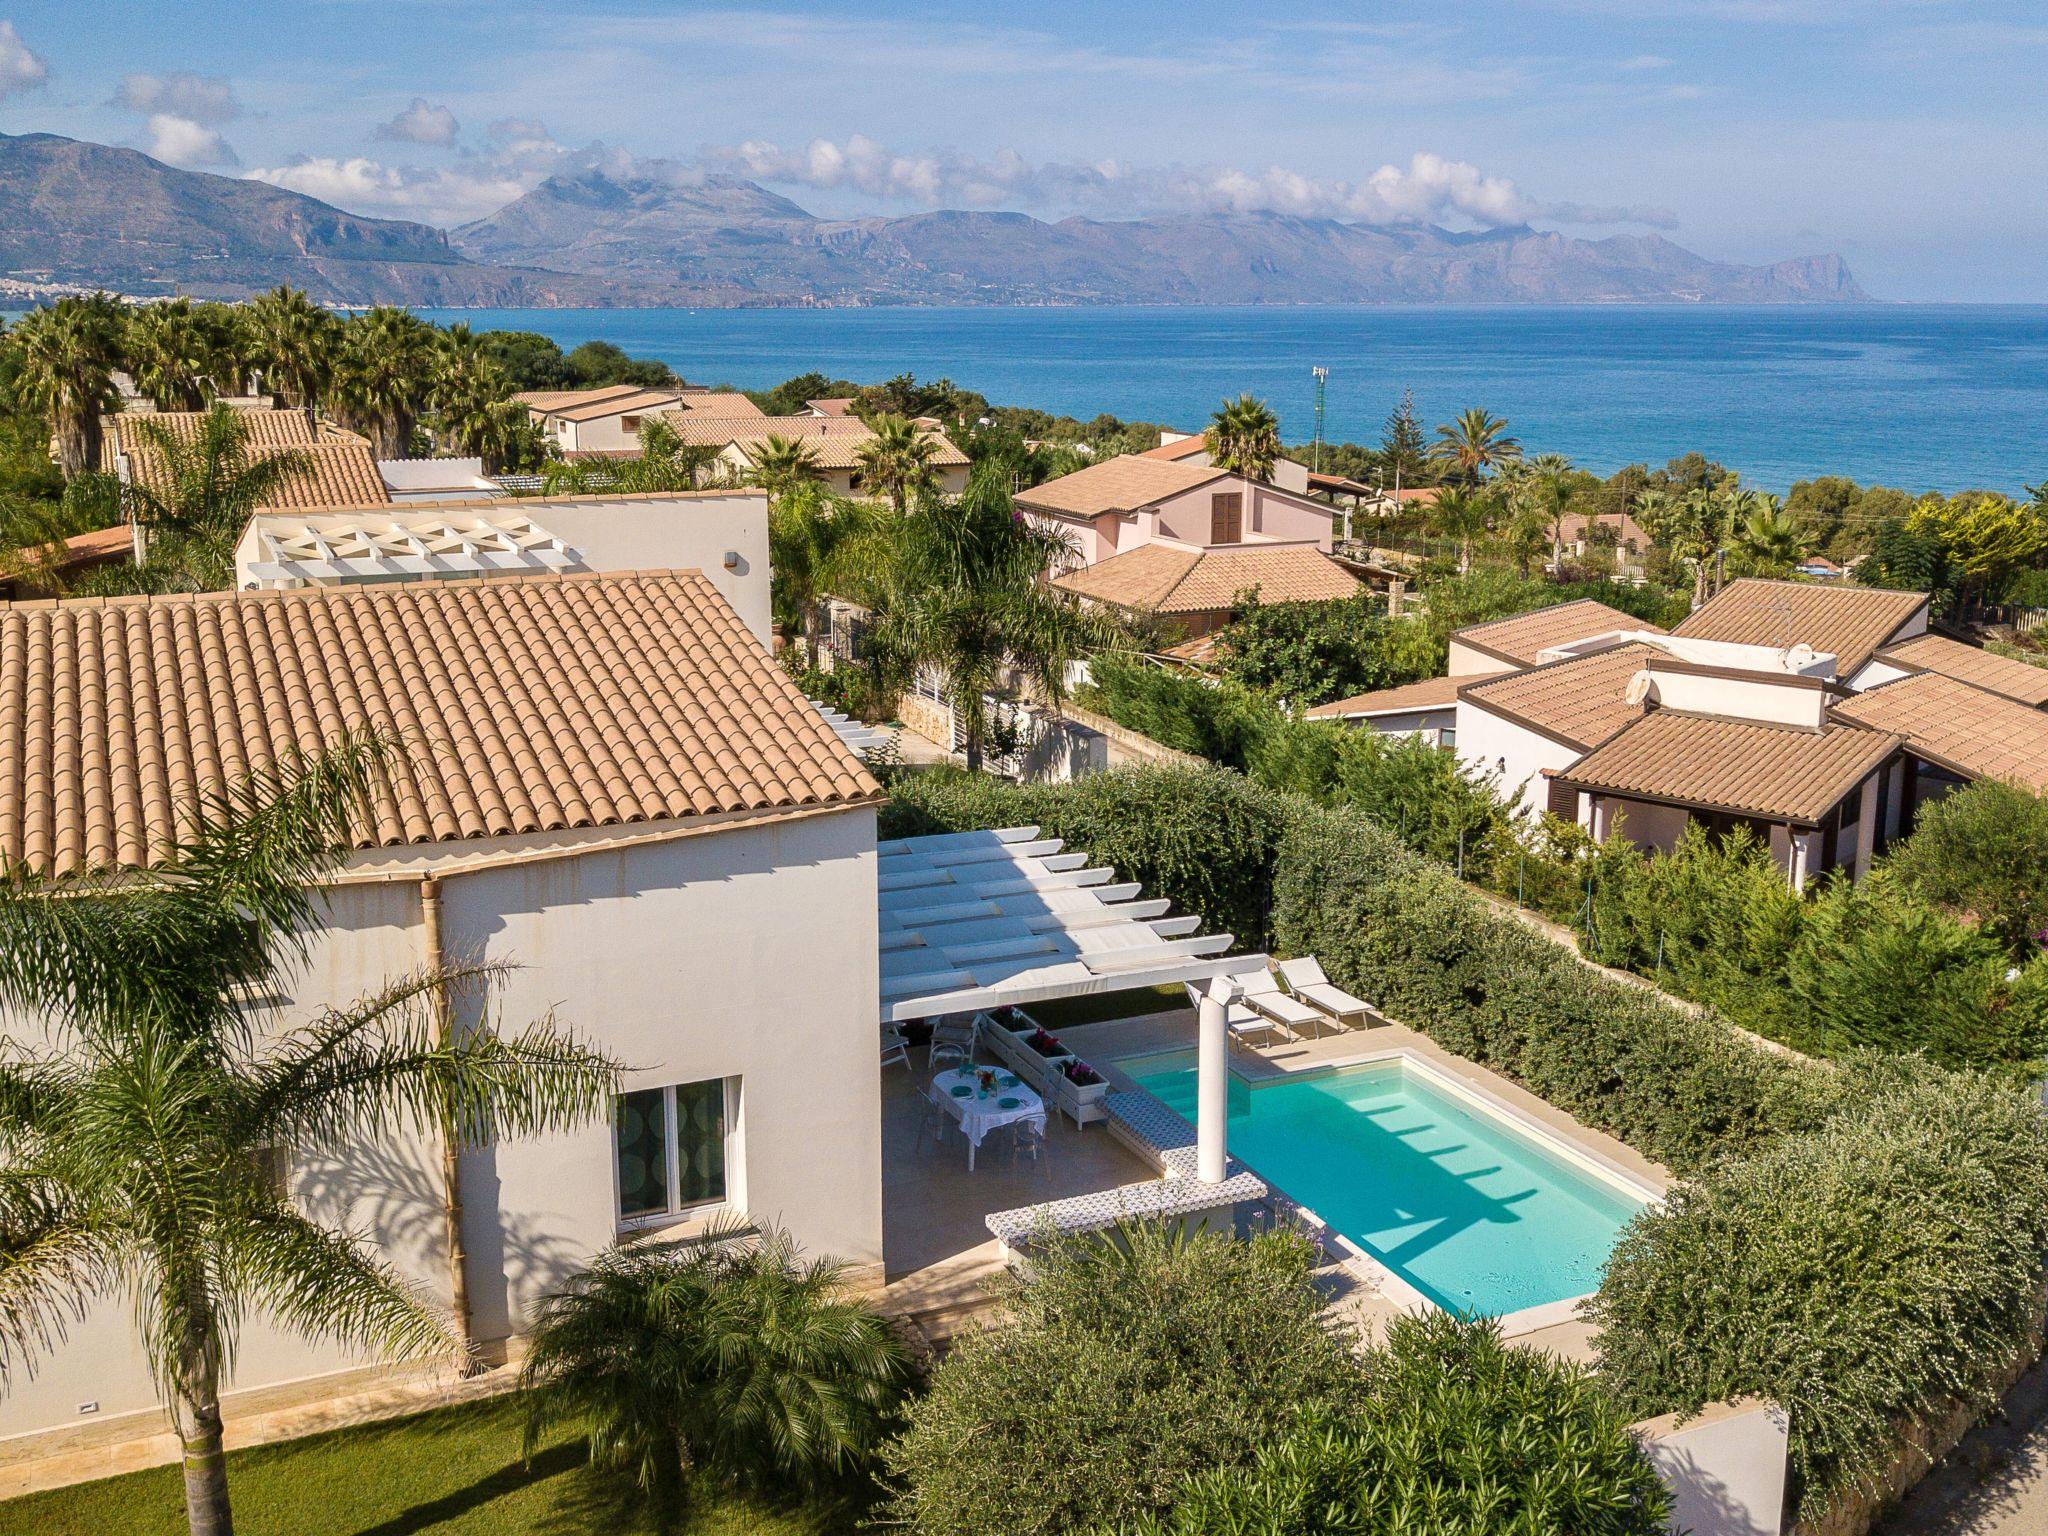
[[879, 826, 1266, 1183], [810, 701, 890, 756], [242, 512, 576, 585]]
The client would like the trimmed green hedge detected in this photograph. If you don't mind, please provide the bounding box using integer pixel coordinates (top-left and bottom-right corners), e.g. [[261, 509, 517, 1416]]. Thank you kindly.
[[884, 762, 2048, 1514], [885, 765, 1816, 1173], [1590, 1066, 2048, 1523]]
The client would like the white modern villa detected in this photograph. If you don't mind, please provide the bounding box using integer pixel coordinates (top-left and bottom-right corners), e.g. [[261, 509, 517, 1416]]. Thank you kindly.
[[1309, 579, 2048, 887]]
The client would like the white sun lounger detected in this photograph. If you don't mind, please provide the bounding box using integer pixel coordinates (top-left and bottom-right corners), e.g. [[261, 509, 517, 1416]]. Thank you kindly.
[[1236, 968, 1328, 1037], [1277, 957, 1374, 1030], [1184, 982, 1294, 1050]]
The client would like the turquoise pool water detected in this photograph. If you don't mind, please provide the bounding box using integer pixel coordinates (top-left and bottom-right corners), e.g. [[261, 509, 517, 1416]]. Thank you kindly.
[[1126, 1053, 1646, 1317]]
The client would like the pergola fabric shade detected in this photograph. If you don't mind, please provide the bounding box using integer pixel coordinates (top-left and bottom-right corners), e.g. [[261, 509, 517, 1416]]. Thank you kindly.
[[879, 826, 1268, 1022], [243, 512, 575, 583]]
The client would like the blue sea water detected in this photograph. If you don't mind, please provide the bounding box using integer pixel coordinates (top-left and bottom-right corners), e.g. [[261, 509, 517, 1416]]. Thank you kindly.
[[1127, 1052, 1645, 1317], [417, 303, 2048, 494]]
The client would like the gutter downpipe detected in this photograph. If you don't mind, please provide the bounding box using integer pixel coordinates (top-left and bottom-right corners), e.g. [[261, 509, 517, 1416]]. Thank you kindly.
[[418, 874, 478, 1371]]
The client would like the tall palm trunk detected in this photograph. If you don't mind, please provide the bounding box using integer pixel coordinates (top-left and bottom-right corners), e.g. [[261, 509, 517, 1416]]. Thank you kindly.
[[419, 877, 476, 1367], [54, 412, 96, 480], [170, 1303, 233, 1536]]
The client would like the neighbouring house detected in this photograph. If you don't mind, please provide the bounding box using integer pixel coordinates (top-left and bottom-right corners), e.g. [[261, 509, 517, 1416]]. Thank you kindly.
[[0, 523, 134, 598], [104, 404, 395, 513], [1552, 511, 1651, 578], [660, 411, 972, 498], [1794, 555, 1849, 579], [1310, 578, 2030, 888], [804, 397, 856, 418], [1052, 541, 1363, 643], [516, 385, 684, 453], [233, 489, 772, 645], [0, 570, 886, 1447], [377, 457, 500, 503], [1138, 430, 1315, 495]]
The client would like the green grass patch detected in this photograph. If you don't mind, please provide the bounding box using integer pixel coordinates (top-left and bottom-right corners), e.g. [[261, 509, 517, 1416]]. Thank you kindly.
[[0, 1394, 872, 1536]]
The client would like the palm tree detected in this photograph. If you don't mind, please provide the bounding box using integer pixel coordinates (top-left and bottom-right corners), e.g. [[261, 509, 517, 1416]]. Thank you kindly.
[[521, 1221, 911, 1504], [837, 467, 1126, 770], [1729, 491, 1803, 578], [120, 406, 314, 591], [1426, 484, 1493, 572], [241, 287, 338, 410], [769, 479, 848, 655], [1431, 408, 1522, 486], [0, 738, 619, 1536], [751, 433, 826, 500], [1512, 453, 1576, 566], [331, 308, 437, 459], [125, 300, 214, 411], [853, 415, 940, 514], [1638, 484, 1740, 607], [1205, 394, 1281, 482], [10, 295, 124, 478], [427, 326, 527, 473]]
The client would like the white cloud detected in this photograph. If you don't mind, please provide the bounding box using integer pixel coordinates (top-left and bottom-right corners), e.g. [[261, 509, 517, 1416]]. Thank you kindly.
[[146, 114, 237, 169], [244, 155, 527, 225], [1620, 53, 1674, 69], [699, 137, 1678, 230], [0, 20, 48, 99], [114, 71, 238, 126], [376, 97, 459, 146]]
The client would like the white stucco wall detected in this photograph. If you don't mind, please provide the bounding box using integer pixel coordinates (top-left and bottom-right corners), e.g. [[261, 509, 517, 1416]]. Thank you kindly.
[[1634, 1398, 1789, 1536], [1644, 669, 1831, 728], [1448, 639, 1514, 676], [0, 806, 881, 1441], [1454, 700, 1585, 816], [1150, 480, 1334, 551]]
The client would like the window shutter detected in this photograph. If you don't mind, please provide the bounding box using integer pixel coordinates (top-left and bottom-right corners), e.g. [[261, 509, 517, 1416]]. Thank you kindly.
[[1546, 775, 1577, 821], [1210, 492, 1244, 544]]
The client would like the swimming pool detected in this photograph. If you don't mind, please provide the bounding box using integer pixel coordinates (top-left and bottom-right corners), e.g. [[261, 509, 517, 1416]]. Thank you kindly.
[[1124, 1051, 1650, 1319]]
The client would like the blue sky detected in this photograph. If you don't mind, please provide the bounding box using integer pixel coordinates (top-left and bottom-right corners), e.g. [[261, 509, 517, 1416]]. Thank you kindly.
[[1, 1, 2043, 300]]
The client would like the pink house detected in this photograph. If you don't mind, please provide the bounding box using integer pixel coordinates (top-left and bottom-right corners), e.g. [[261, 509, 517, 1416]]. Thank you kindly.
[[1022, 454, 1359, 639]]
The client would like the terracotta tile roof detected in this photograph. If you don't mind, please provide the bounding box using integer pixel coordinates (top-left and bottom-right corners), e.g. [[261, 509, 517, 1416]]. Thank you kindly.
[[0, 572, 879, 877], [1453, 599, 1661, 667], [1555, 511, 1649, 550], [1560, 712, 1901, 825], [1671, 578, 1927, 675], [126, 440, 393, 512], [514, 385, 684, 420], [670, 392, 766, 418], [1873, 633, 2048, 708], [1138, 435, 1209, 462], [103, 407, 317, 470], [1052, 543, 1361, 614], [1306, 672, 1485, 720], [1459, 642, 1663, 750], [1832, 672, 2048, 792], [60, 525, 131, 562], [1017, 455, 1225, 518], [661, 413, 969, 468], [805, 397, 855, 417]]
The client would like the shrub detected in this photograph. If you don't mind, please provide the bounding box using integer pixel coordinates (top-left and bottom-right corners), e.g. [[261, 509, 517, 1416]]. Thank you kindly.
[[1269, 796, 1818, 1172], [1885, 779, 2048, 959], [1589, 1067, 2048, 1524], [883, 762, 1280, 948], [883, 1219, 1358, 1536], [520, 1225, 913, 1500], [1139, 1312, 1672, 1536], [1211, 589, 1401, 706]]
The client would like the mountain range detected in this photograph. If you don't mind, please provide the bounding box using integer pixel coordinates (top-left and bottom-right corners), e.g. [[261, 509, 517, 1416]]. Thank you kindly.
[[0, 132, 1868, 308]]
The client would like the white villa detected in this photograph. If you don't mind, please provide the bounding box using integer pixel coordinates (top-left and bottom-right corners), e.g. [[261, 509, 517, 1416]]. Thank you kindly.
[[1310, 579, 2048, 887], [658, 412, 973, 498], [514, 386, 765, 456]]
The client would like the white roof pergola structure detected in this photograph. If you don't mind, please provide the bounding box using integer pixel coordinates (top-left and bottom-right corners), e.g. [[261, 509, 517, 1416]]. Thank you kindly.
[[879, 826, 1269, 1187], [242, 511, 575, 585], [879, 826, 1268, 1022], [810, 701, 890, 757]]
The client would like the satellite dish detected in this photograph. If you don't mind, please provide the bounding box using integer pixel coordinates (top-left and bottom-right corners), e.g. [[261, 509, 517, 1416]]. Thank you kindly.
[[1784, 643, 1817, 672], [1625, 670, 1656, 708]]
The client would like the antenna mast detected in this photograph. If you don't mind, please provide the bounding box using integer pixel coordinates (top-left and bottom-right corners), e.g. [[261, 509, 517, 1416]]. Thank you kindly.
[[1310, 366, 1328, 473]]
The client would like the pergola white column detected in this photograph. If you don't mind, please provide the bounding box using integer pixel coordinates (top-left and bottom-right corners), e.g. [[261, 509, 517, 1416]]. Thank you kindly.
[[1196, 975, 1235, 1183]]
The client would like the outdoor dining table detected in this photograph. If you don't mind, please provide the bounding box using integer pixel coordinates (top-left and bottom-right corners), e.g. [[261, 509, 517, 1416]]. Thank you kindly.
[[930, 1065, 1045, 1171]]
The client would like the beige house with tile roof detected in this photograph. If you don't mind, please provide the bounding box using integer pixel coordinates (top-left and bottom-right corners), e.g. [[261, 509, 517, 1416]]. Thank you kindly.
[[661, 411, 971, 498], [0, 571, 887, 1449], [1314, 583, 2038, 887], [1017, 454, 1336, 572], [515, 384, 731, 454], [1052, 541, 1362, 641]]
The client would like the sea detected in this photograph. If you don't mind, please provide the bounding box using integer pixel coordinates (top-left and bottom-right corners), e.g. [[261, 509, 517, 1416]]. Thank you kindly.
[[426, 304, 2039, 495]]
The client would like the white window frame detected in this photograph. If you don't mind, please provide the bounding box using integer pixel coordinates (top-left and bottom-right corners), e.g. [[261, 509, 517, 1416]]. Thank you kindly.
[[612, 1077, 742, 1234]]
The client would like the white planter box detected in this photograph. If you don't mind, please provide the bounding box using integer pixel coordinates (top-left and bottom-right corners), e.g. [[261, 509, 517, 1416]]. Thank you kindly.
[[979, 1010, 1108, 1127]]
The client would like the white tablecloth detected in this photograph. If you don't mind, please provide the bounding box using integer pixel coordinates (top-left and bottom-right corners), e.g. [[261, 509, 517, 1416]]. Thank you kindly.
[[931, 1067, 1045, 1169]]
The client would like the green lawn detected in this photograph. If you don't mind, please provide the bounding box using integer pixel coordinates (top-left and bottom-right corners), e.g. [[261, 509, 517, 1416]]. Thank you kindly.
[[0, 1396, 873, 1536]]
